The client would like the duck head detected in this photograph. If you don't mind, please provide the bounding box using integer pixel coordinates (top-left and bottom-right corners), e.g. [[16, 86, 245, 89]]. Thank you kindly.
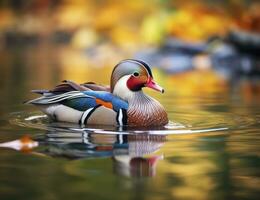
[[111, 59, 164, 100]]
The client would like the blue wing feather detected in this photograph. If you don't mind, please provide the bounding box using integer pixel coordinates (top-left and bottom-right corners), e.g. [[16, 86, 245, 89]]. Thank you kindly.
[[63, 91, 128, 112], [82, 91, 113, 101], [111, 96, 128, 111], [82, 91, 128, 111], [29, 90, 128, 112], [62, 97, 97, 111]]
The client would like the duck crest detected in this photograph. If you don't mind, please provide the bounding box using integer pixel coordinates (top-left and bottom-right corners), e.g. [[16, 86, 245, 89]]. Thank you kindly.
[[127, 91, 168, 127]]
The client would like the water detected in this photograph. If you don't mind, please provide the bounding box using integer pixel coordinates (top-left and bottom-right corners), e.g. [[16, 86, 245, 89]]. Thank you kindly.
[[0, 46, 260, 200]]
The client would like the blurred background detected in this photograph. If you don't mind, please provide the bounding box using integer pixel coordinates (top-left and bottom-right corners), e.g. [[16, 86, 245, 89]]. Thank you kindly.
[[0, 1, 260, 200], [0, 0, 259, 97]]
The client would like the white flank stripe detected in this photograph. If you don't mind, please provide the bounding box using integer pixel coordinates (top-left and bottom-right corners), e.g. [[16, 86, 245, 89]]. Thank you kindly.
[[118, 109, 123, 126], [80, 108, 94, 125]]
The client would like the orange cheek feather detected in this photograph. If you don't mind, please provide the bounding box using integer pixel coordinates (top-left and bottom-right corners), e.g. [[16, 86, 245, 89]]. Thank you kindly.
[[95, 98, 113, 109]]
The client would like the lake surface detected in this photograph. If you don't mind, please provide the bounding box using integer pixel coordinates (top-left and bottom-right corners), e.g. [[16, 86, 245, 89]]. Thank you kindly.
[[0, 46, 260, 200]]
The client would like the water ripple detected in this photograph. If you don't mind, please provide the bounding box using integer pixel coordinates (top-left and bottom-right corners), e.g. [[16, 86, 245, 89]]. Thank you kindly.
[[9, 111, 231, 135]]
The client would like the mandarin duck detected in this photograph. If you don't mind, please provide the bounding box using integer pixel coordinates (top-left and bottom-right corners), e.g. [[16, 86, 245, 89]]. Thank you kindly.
[[27, 59, 168, 127]]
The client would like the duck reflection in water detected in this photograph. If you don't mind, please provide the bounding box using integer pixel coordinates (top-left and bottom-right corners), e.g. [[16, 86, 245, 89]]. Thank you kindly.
[[112, 134, 164, 177], [37, 130, 166, 177]]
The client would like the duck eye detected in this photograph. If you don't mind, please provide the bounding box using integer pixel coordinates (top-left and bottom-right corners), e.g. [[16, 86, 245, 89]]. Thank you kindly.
[[133, 72, 139, 77]]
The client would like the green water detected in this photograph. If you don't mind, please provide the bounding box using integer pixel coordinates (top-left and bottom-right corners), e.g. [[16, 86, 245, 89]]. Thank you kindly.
[[0, 47, 260, 200]]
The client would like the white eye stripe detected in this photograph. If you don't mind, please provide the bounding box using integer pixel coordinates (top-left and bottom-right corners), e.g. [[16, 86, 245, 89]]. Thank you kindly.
[[112, 75, 134, 101]]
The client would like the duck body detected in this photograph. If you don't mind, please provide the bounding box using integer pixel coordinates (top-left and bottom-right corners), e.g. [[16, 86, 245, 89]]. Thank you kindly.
[[27, 59, 168, 127]]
